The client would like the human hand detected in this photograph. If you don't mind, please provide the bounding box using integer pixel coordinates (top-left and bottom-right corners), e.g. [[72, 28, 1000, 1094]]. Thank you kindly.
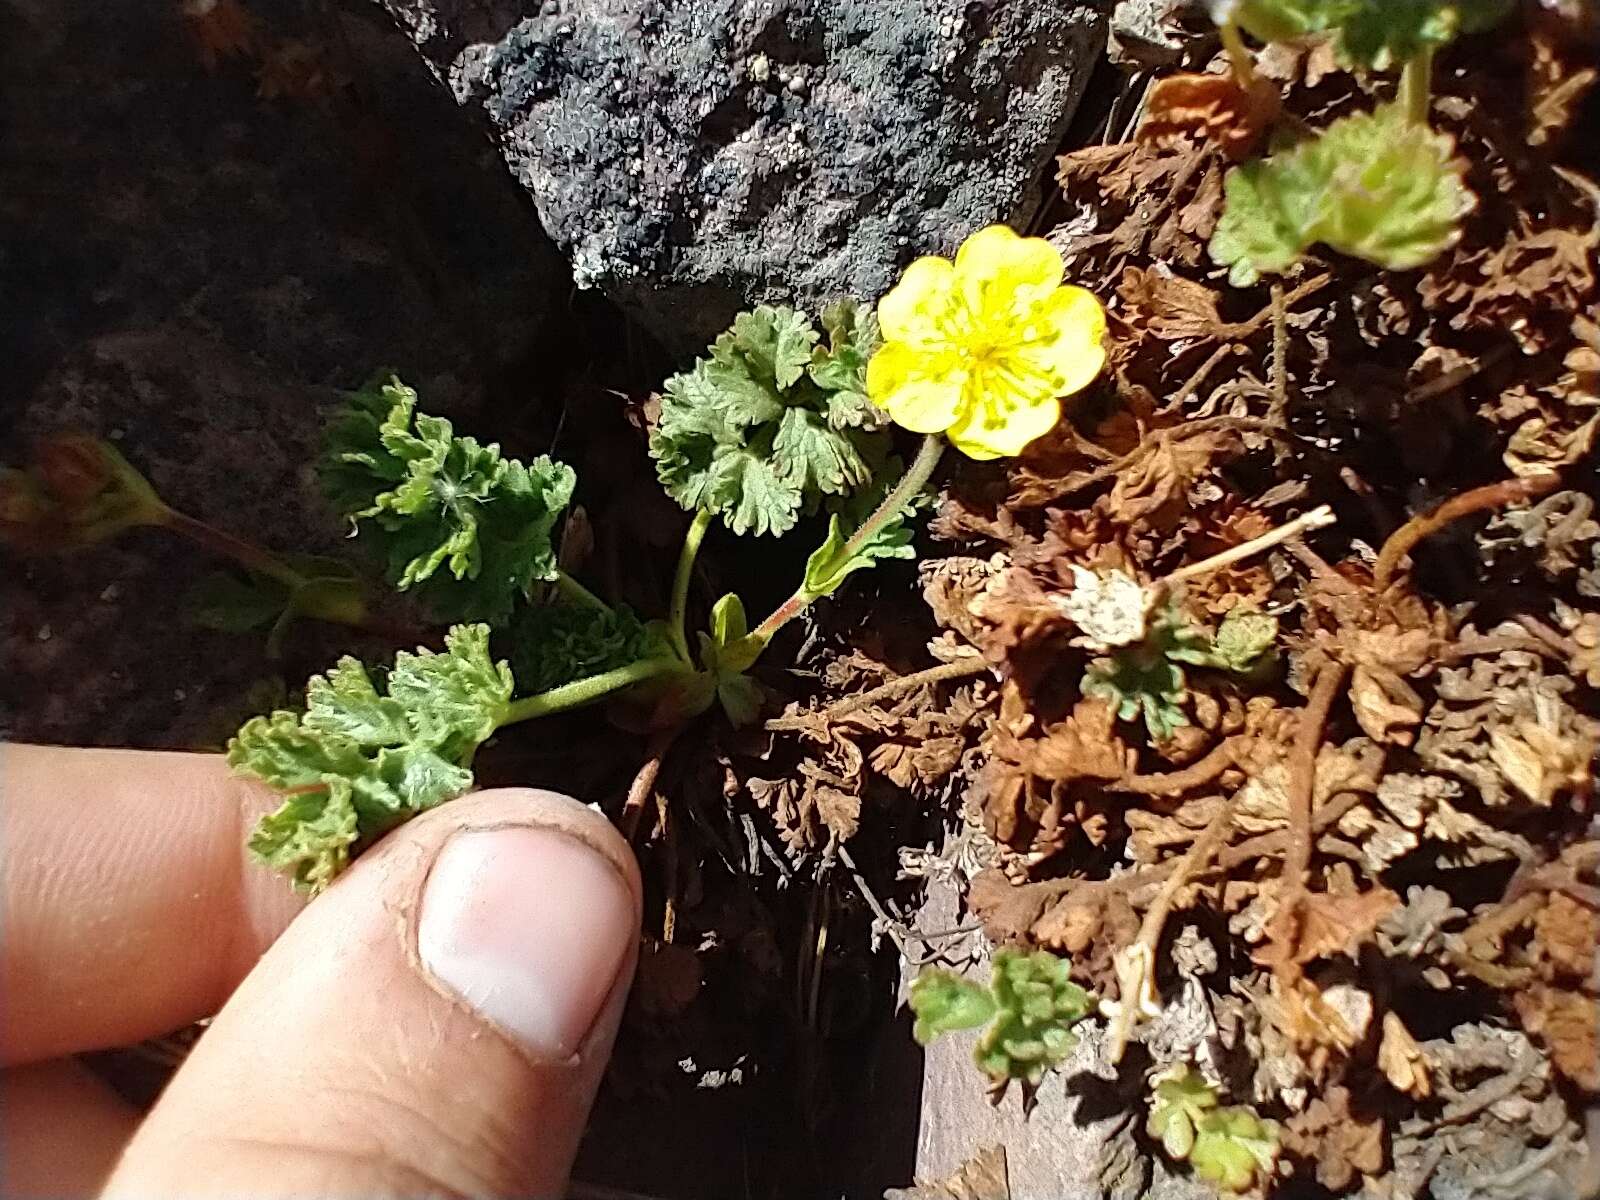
[[1, 743, 640, 1199]]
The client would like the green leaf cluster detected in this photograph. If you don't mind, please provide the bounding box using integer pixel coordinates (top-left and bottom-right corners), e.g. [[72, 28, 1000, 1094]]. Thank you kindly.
[[909, 949, 1095, 1086], [507, 601, 661, 695], [1148, 1066, 1281, 1194], [650, 302, 890, 538], [1209, 104, 1474, 287], [323, 376, 576, 625], [228, 624, 513, 892], [1216, 0, 1511, 65], [1083, 608, 1278, 741], [694, 594, 766, 727]]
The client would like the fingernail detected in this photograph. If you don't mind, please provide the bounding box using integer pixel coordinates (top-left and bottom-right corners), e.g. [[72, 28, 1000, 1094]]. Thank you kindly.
[[418, 826, 636, 1059]]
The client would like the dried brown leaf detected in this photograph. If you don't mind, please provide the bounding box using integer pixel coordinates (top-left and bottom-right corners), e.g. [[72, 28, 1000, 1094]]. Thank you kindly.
[[1378, 1011, 1433, 1099], [1534, 891, 1600, 980], [1115, 266, 1222, 342], [1285, 887, 1401, 966], [1514, 984, 1600, 1091], [1136, 71, 1281, 160], [1284, 1086, 1386, 1190], [885, 1145, 1009, 1200]]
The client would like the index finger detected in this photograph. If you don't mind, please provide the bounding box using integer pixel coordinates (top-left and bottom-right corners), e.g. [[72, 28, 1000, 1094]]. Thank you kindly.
[[1, 743, 303, 1065]]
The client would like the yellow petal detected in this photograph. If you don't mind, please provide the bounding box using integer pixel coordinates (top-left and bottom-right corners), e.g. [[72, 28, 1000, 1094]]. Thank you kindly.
[[946, 389, 1061, 460], [953, 225, 1065, 316], [877, 255, 956, 346], [868, 343, 966, 433], [1020, 285, 1108, 398]]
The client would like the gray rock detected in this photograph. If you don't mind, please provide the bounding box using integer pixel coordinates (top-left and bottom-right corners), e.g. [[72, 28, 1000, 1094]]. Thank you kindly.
[[376, 0, 1110, 349], [1109, 0, 1209, 68]]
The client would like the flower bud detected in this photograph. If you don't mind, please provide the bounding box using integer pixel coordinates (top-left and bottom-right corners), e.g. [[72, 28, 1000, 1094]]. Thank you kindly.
[[34, 433, 116, 506]]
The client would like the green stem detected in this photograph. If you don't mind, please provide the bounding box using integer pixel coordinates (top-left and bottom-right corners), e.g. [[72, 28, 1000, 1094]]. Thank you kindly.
[[669, 509, 713, 663], [163, 507, 311, 593], [1400, 47, 1434, 125], [553, 570, 610, 612], [1220, 21, 1258, 88], [499, 657, 687, 725], [741, 433, 945, 655]]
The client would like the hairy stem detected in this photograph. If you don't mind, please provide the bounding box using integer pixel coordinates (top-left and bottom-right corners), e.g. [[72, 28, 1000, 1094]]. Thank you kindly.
[[1219, 21, 1258, 87], [500, 657, 686, 725], [1400, 47, 1435, 126], [553, 571, 610, 613], [669, 509, 713, 663], [163, 508, 313, 593], [1281, 661, 1349, 891], [1374, 472, 1561, 591], [745, 433, 945, 650]]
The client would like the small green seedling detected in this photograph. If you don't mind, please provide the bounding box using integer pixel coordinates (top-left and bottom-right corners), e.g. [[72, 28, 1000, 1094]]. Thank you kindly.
[[1083, 608, 1279, 741], [909, 949, 1095, 1086], [1148, 1065, 1281, 1194]]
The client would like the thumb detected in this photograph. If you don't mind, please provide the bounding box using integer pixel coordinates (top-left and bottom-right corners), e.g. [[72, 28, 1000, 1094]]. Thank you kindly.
[[104, 788, 640, 1200]]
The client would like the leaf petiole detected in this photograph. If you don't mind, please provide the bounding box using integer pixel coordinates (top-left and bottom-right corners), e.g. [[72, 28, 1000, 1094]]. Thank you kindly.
[[1399, 45, 1435, 125], [669, 509, 713, 663], [552, 570, 611, 613], [499, 656, 690, 726], [733, 433, 944, 661], [1219, 20, 1259, 88]]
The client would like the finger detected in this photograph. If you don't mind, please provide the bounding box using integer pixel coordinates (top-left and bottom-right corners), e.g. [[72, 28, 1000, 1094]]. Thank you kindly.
[[105, 787, 641, 1200], [0, 1060, 140, 1198], [0, 744, 304, 1065]]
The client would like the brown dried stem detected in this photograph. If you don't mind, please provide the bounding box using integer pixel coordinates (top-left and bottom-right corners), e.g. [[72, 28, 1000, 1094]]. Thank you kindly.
[[1281, 662, 1349, 892], [618, 726, 680, 841], [1107, 796, 1237, 1062], [1161, 505, 1335, 589], [1009, 791, 1366, 914], [765, 657, 989, 732], [1109, 737, 1244, 796], [1373, 473, 1562, 592]]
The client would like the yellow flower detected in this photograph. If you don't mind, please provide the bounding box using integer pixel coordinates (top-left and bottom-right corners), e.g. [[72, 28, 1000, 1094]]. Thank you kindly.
[[866, 225, 1107, 460]]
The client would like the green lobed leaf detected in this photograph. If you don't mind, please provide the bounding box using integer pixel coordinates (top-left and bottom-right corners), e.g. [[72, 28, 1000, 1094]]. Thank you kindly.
[[228, 623, 510, 892], [1212, 0, 1350, 44], [909, 949, 1094, 1086], [908, 970, 999, 1044], [973, 949, 1094, 1085], [1148, 1065, 1281, 1194], [1336, 0, 1512, 67], [1212, 0, 1510, 65], [800, 469, 919, 602], [1148, 1066, 1221, 1163], [1085, 608, 1278, 741], [1170, 608, 1279, 672], [801, 512, 916, 602], [650, 305, 891, 538], [1191, 1107, 1282, 1193], [247, 780, 360, 893], [321, 376, 576, 625], [1210, 104, 1475, 287], [1083, 648, 1192, 743]]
